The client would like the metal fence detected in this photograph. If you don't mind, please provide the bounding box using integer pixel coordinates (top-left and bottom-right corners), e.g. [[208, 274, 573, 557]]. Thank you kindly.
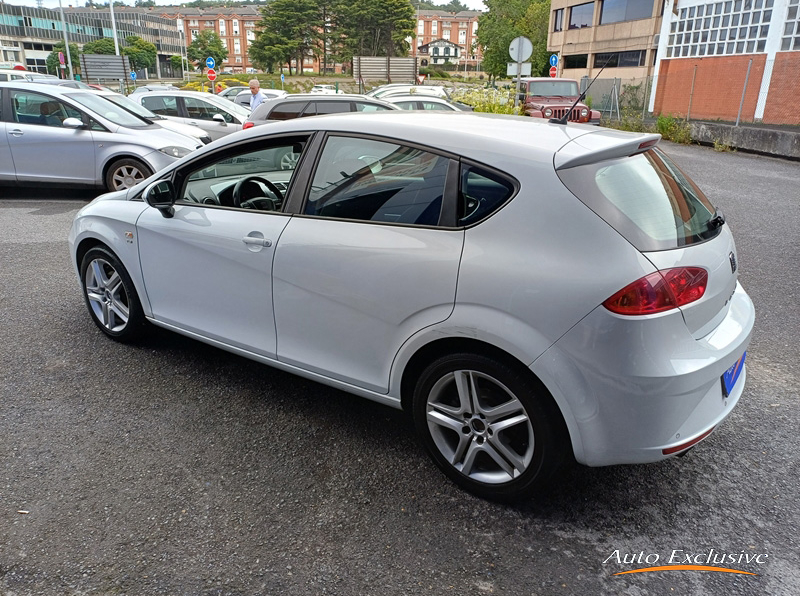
[[584, 57, 799, 127]]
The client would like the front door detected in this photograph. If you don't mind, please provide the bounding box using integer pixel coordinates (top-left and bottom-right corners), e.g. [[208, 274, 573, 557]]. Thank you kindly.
[[136, 137, 309, 358]]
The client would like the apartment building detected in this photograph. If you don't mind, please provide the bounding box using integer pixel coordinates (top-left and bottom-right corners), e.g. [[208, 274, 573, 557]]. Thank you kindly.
[[414, 10, 483, 68]]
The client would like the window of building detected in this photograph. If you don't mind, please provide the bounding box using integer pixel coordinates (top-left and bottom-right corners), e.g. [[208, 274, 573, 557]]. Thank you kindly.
[[459, 30, 467, 43], [190, 29, 199, 40], [600, 0, 653, 24], [594, 50, 646, 66], [564, 53, 589, 68], [569, 2, 595, 29], [205, 21, 214, 27], [219, 19, 226, 35], [432, 20, 438, 35], [443, 29, 450, 40], [189, 19, 198, 26], [554, 8, 564, 31], [418, 19, 425, 34], [781, 0, 800, 50], [234, 39, 241, 53], [233, 19, 239, 35]]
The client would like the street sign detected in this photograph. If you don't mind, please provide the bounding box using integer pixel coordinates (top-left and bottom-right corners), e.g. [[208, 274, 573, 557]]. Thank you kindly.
[[280, 73, 285, 82], [130, 71, 137, 80], [550, 54, 558, 67], [58, 51, 65, 65], [508, 37, 533, 63], [549, 66, 557, 78], [207, 68, 217, 81], [506, 62, 532, 76], [206, 56, 215, 69]]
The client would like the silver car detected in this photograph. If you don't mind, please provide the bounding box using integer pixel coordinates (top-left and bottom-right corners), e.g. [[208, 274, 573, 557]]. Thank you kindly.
[[0, 82, 200, 191], [68, 112, 754, 501], [129, 89, 250, 141]]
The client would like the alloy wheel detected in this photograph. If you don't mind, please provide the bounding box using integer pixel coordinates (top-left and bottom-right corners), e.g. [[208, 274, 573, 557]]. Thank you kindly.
[[84, 258, 130, 333]]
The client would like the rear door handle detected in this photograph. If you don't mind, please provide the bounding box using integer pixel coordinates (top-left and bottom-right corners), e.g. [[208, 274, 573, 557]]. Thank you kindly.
[[9, 129, 23, 137], [242, 236, 272, 247]]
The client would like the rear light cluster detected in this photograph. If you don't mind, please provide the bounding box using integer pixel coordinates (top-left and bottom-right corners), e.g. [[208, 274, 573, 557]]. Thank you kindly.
[[603, 267, 708, 316]]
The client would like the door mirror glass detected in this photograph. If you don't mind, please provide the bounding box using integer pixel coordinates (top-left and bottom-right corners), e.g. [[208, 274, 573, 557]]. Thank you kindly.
[[143, 179, 176, 217]]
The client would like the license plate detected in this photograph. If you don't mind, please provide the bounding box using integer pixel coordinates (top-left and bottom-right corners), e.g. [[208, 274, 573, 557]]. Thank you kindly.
[[722, 352, 746, 397]]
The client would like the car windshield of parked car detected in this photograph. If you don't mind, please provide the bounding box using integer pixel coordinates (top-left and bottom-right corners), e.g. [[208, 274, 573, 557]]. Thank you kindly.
[[66, 92, 150, 128], [558, 148, 719, 251], [203, 94, 250, 119], [528, 81, 579, 96], [98, 93, 160, 121]]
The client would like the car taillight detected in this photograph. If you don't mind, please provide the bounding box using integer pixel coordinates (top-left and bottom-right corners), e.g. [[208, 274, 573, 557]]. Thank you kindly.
[[603, 267, 708, 315], [243, 121, 254, 129]]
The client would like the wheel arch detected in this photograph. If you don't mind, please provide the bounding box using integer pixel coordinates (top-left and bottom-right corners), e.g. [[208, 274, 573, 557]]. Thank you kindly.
[[399, 337, 573, 461]]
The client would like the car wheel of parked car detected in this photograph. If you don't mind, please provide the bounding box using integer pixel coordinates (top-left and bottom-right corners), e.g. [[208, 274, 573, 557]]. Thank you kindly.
[[105, 158, 152, 192], [80, 246, 146, 341], [412, 353, 565, 501]]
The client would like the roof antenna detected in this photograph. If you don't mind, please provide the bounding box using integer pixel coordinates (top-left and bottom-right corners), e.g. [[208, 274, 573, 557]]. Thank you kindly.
[[550, 54, 614, 125]]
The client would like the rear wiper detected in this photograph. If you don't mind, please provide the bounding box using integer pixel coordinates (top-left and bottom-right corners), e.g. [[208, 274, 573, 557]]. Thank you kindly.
[[707, 209, 725, 230]]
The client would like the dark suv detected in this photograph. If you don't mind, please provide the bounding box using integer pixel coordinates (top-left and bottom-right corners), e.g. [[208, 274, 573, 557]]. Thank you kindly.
[[518, 78, 600, 125], [243, 94, 397, 129]]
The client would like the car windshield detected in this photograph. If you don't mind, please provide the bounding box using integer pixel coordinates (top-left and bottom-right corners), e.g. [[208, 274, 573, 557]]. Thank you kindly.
[[558, 148, 719, 251], [66, 92, 150, 128], [528, 81, 579, 96], [203, 94, 250, 118], [97, 93, 160, 121]]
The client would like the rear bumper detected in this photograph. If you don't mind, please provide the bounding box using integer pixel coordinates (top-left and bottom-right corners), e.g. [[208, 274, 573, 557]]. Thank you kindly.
[[531, 282, 755, 466]]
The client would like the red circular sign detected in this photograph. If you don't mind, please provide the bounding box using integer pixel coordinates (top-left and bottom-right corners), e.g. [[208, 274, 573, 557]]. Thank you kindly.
[[207, 68, 217, 81], [549, 66, 557, 78]]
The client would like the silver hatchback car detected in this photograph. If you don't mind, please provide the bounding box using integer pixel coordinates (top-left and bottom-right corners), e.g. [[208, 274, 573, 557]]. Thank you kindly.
[[68, 112, 754, 501], [0, 82, 200, 191]]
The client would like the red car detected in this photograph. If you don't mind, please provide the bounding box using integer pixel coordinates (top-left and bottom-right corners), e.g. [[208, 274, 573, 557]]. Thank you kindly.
[[519, 77, 600, 125]]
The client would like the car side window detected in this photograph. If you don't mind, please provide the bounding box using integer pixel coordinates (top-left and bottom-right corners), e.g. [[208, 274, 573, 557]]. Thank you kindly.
[[421, 101, 453, 111], [141, 95, 180, 117], [354, 102, 392, 112], [310, 101, 350, 115], [10, 90, 82, 127], [267, 101, 307, 121], [458, 164, 516, 226], [305, 136, 449, 226], [184, 97, 231, 122], [395, 101, 416, 110], [177, 138, 308, 212]]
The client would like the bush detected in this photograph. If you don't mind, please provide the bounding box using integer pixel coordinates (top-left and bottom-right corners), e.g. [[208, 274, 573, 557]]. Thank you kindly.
[[656, 114, 692, 144], [450, 89, 524, 115]]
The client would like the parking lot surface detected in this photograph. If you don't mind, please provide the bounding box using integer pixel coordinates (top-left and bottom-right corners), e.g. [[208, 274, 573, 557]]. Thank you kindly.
[[1, 142, 798, 595]]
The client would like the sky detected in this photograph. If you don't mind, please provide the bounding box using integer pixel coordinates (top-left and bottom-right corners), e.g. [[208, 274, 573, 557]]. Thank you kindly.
[[7, 0, 488, 12]]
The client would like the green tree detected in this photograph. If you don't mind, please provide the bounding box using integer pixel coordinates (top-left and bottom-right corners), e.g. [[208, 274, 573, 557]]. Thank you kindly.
[[333, 0, 414, 61], [123, 35, 157, 71], [253, 0, 320, 75], [187, 30, 228, 74], [45, 41, 80, 78], [518, 0, 551, 77], [82, 38, 117, 55], [170, 54, 184, 73]]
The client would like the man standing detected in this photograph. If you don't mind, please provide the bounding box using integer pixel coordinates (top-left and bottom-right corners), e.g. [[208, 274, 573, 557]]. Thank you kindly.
[[249, 79, 263, 111]]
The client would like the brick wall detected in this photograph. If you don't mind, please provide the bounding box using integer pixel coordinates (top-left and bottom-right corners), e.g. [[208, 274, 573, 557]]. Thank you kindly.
[[654, 55, 766, 122], [762, 52, 800, 126]]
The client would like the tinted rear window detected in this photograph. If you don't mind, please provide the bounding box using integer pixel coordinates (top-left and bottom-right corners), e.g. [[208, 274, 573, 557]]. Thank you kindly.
[[557, 148, 720, 251]]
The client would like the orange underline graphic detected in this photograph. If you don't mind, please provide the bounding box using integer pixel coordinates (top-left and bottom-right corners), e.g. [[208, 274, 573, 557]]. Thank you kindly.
[[613, 565, 757, 576]]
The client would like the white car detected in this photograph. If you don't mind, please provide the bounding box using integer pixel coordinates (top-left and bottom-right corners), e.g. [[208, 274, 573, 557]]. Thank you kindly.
[[309, 84, 343, 95], [384, 95, 465, 111], [68, 112, 754, 501], [232, 88, 288, 109]]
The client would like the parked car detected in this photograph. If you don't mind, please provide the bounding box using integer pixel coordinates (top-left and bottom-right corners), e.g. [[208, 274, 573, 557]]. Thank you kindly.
[[129, 89, 250, 140], [130, 84, 180, 94], [0, 69, 58, 82], [384, 95, 466, 111], [90, 90, 213, 145], [309, 84, 343, 94], [518, 77, 601, 124], [18, 77, 94, 89], [232, 88, 288, 109], [217, 85, 249, 101], [243, 94, 397, 129], [68, 111, 754, 501], [0, 82, 200, 190], [366, 84, 451, 100]]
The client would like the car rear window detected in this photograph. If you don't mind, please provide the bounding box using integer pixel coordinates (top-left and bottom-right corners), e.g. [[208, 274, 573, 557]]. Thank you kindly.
[[557, 148, 720, 251]]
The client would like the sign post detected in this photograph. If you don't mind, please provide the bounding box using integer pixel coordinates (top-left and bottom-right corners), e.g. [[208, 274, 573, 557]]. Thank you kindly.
[[280, 72, 285, 90], [130, 70, 136, 91], [509, 36, 533, 109]]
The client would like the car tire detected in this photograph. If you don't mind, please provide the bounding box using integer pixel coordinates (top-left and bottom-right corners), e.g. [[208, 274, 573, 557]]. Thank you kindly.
[[105, 158, 152, 192], [80, 246, 146, 342], [412, 353, 566, 502]]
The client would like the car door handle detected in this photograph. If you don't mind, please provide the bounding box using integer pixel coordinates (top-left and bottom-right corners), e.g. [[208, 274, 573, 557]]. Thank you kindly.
[[9, 129, 23, 137], [242, 236, 272, 247]]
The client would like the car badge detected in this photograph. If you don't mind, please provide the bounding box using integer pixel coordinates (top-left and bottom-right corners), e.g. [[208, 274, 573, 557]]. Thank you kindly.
[[729, 252, 737, 274]]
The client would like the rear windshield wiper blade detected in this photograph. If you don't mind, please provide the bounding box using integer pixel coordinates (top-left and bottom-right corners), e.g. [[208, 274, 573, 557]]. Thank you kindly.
[[707, 209, 725, 230]]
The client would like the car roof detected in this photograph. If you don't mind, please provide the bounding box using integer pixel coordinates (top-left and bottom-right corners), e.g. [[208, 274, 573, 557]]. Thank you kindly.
[[0, 81, 76, 95], [384, 95, 451, 102], [229, 111, 659, 169]]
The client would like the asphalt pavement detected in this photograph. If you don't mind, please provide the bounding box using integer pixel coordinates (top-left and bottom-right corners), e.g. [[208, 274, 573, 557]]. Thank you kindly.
[[0, 143, 798, 595]]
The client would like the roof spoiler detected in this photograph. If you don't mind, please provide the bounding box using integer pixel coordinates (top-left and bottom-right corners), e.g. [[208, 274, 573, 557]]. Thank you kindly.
[[554, 132, 661, 170]]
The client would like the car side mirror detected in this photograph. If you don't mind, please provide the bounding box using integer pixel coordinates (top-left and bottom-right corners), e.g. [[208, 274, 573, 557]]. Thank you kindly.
[[213, 113, 227, 124], [143, 179, 176, 218], [62, 117, 85, 129]]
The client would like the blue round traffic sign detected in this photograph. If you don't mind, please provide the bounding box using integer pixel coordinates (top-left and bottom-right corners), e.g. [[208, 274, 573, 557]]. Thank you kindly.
[[206, 56, 215, 69], [130, 71, 137, 80], [550, 54, 559, 67], [280, 73, 285, 82]]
